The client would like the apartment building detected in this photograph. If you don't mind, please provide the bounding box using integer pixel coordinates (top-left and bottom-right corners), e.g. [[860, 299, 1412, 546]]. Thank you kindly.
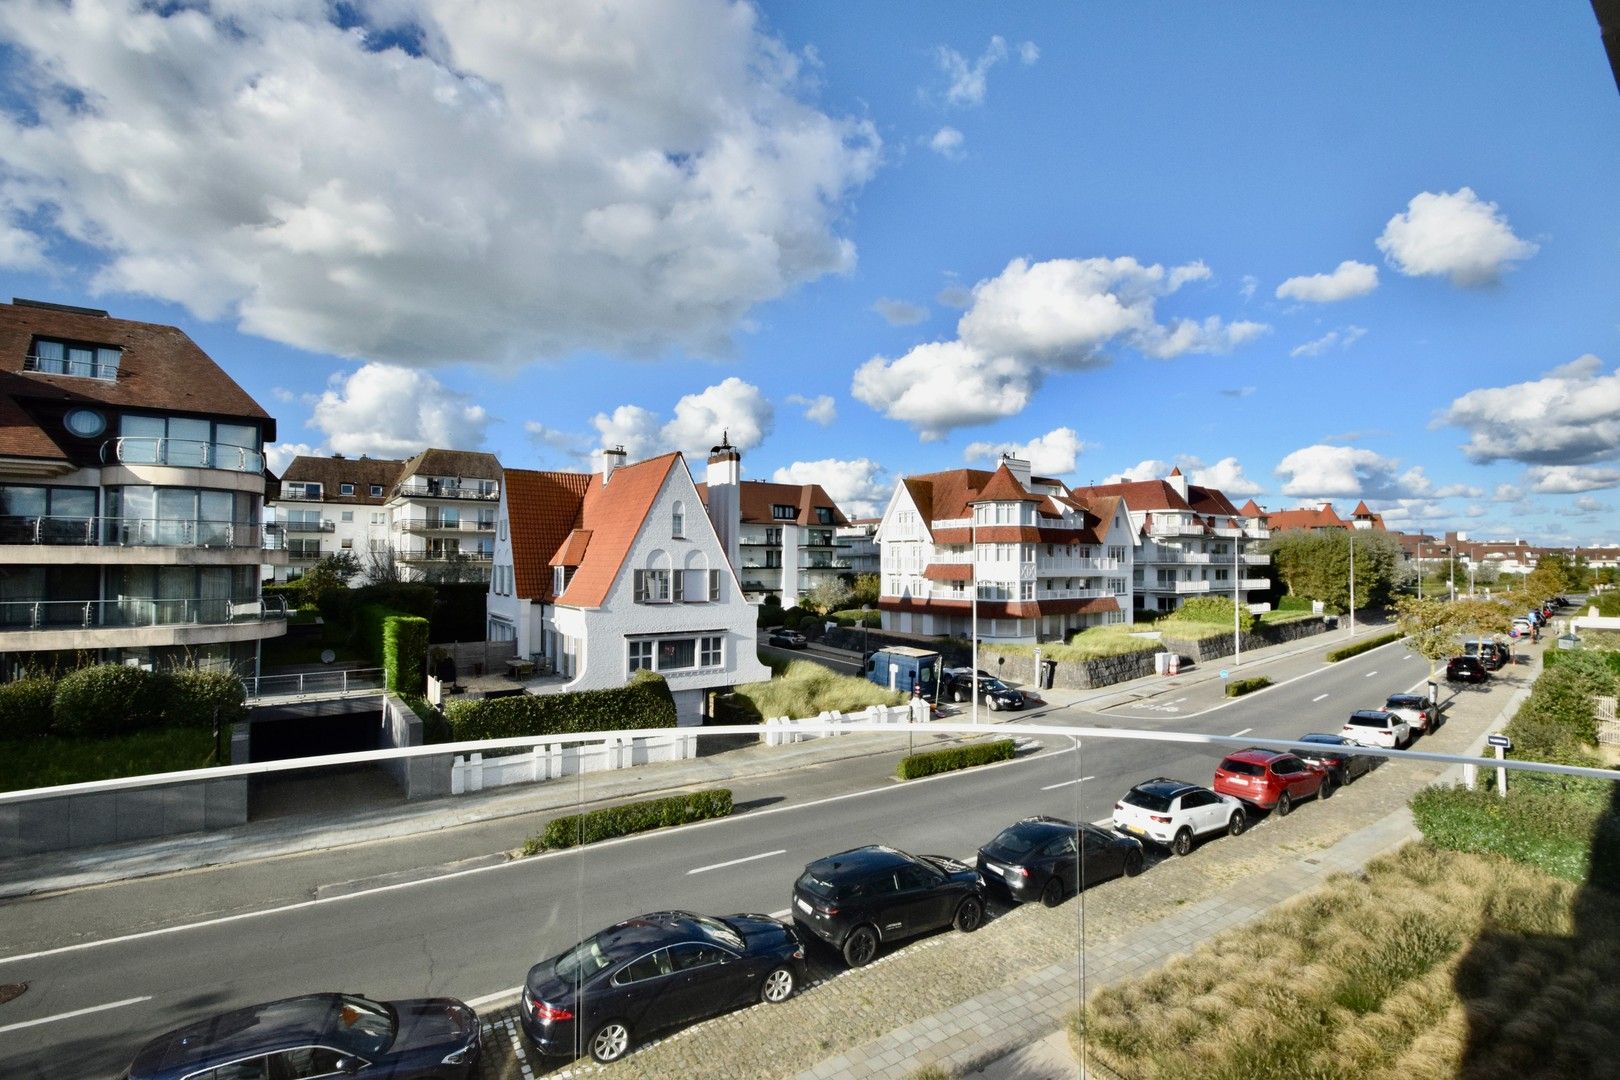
[[1071, 468, 1271, 615], [688, 480, 849, 602], [269, 455, 403, 582], [836, 518, 881, 576], [0, 298, 286, 678], [875, 456, 1135, 644]]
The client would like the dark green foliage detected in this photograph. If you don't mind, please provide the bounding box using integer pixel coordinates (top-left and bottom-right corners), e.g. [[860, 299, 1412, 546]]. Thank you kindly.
[[1325, 631, 1404, 662], [357, 604, 430, 693], [444, 670, 677, 740], [897, 738, 1016, 780], [162, 669, 248, 728], [1542, 647, 1620, 680], [1267, 528, 1403, 612], [1277, 594, 1315, 612], [0, 728, 217, 793], [357, 583, 436, 620], [529, 788, 733, 852], [1225, 676, 1273, 698], [1411, 782, 1618, 883], [1504, 657, 1613, 762], [829, 608, 882, 627], [51, 664, 166, 736], [0, 676, 55, 738]]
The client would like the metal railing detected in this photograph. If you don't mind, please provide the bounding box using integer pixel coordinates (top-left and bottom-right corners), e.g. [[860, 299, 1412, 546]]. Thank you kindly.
[[395, 481, 499, 501], [0, 594, 289, 631], [240, 667, 385, 701], [0, 515, 266, 548], [100, 437, 264, 474], [397, 517, 497, 534], [397, 550, 494, 564], [277, 519, 335, 533], [275, 490, 325, 502], [24, 353, 119, 380]]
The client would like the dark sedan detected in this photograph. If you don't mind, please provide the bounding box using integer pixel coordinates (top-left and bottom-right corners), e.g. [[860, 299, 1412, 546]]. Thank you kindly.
[[1447, 655, 1490, 683], [793, 845, 985, 967], [767, 630, 808, 649], [520, 911, 804, 1064], [977, 816, 1144, 906], [1294, 732, 1378, 786], [123, 993, 479, 1080], [943, 672, 1028, 710]]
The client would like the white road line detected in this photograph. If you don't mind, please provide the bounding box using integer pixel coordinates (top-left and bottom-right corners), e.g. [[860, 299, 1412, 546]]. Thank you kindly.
[[1230, 727, 1252, 738], [0, 996, 151, 1034], [1365, 670, 1378, 677], [1312, 693, 1329, 703], [687, 850, 786, 876], [769, 908, 791, 919], [1402, 653, 1412, 660], [1040, 775, 1095, 791], [466, 985, 522, 1010]]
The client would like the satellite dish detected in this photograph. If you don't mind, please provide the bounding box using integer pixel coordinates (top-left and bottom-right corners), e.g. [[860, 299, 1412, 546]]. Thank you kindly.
[[320, 649, 336, 664]]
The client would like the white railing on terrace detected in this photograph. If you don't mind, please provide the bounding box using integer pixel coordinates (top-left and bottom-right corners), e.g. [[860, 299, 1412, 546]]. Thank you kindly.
[[1213, 526, 1243, 537], [241, 667, 385, 701], [398, 550, 494, 563], [1148, 519, 1206, 537], [1243, 552, 1270, 565], [1248, 527, 1271, 539], [277, 519, 335, 533], [100, 437, 264, 474], [0, 595, 288, 631], [1036, 588, 1110, 600], [396, 480, 500, 501], [24, 352, 119, 380], [1174, 580, 1212, 594], [1240, 577, 1272, 590], [275, 490, 325, 502], [397, 517, 497, 534], [0, 515, 265, 548]]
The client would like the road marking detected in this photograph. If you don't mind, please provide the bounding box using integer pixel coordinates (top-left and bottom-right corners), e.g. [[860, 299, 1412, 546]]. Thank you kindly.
[[687, 850, 786, 876], [770, 908, 791, 919], [1230, 727, 1252, 738], [0, 996, 151, 1034], [1402, 653, 1412, 660], [466, 985, 522, 1010], [1312, 693, 1329, 703], [1041, 775, 1095, 791], [1365, 671, 1378, 678]]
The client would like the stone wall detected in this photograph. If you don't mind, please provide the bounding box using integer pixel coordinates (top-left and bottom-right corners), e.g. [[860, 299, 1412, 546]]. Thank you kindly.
[[0, 776, 248, 858], [1162, 616, 1331, 665], [977, 645, 1164, 690], [381, 694, 454, 800]]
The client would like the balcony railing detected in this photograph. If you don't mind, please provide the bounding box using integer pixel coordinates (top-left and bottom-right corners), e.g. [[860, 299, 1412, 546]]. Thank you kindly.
[[282, 541, 322, 559], [1036, 588, 1110, 601], [0, 595, 288, 631], [1239, 577, 1271, 590], [1242, 553, 1270, 566], [1213, 526, 1243, 538], [395, 480, 499, 501], [278, 519, 335, 533], [100, 437, 264, 474], [397, 517, 497, 535], [1247, 527, 1271, 540], [1173, 580, 1212, 594], [24, 352, 119, 380], [0, 515, 266, 549], [397, 550, 494, 564], [275, 490, 325, 502], [800, 559, 849, 571], [1148, 519, 1207, 537]]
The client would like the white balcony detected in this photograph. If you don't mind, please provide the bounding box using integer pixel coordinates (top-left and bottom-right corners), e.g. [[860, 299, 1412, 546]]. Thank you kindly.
[[1148, 519, 1206, 537], [1213, 526, 1243, 538], [1242, 553, 1270, 565], [100, 437, 264, 474], [1036, 588, 1110, 601], [1173, 580, 1211, 594], [1247, 527, 1271, 540], [1240, 577, 1271, 590], [398, 517, 497, 535]]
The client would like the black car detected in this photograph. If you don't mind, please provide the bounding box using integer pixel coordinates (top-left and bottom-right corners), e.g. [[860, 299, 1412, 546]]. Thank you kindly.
[[1464, 640, 1510, 670], [521, 910, 803, 1064], [768, 630, 808, 649], [977, 816, 1144, 906], [1447, 655, 1490, 683], [1294, 733, 1378, 787], [124, 994, 479, 1080], [793, 845, 985, 968], [943, 671, 1027, 710]]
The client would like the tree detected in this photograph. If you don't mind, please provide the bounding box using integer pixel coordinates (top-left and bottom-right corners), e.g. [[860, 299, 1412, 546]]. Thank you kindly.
[[365, 542, 403, 585], [1265, 528, 1402, 613], [849, 572, 880, 608], [1393, 596, 1456, 682], [804, 578, 854, 616]]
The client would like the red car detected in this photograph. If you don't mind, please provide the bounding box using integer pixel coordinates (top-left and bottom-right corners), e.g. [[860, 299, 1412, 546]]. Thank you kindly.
[[1213, 748, 1330, 816]]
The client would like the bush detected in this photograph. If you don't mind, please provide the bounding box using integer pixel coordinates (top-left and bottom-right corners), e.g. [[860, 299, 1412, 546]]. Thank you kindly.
[[51, 664, 166, 737], [1224, 675, 1273, 698], [897, 738, 1016, 780], [1277, 594, 1315, 612], [0, 727, 218, 793], [1411, 782, 1617, 883], [1325, 630, 1403, 662], [445, 670, 678, 740], [358, 604, 430, 693], [731, 660, 904, 721], [163, 669, 248, 729], [1175, 595, 1257, 633], [829, 608, 882, 628], [528, 788, 733, 852], [1542, 647, 1620, 682], [0, 676, 55, 739]]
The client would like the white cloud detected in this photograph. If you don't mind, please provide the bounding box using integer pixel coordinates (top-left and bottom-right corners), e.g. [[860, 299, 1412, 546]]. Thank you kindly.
[[1376, 187, 1538, 287], [1166, 261, 1212, 292], [0, 0, 878, 365], [309, 364, 490, 458], [1290, 325, 1367, 358], [1439, 355, 1620, 466], [1273, 444, 1438, 500], [1465, 504, 1487, 518], [1239, 275, 1258, 301], [964, 426, 1089, 476], [1575, 496, 1609, 514], [1221, 386, 1257, 398], [851, 340, 1036, 441], [269, 387, 298, 404], [1527, 465, 1620, 494], [1104, 459, 1172, 484], [936, 36, 1009, 106], [1019, 41, 1040, 65], [592, 377, 774, 461], [771, 458, 889, 518], [267, 442, 323, 475], [787, 393, 837, 426], [591, 404, 665, 461], [0, 218, 44, 269], [1101, 455, 1261, 497], [872, 298, 929, 326], [1275, 260, 1378, 303], [928, 126, 965, 160], [1494, 484, 1524, 502]]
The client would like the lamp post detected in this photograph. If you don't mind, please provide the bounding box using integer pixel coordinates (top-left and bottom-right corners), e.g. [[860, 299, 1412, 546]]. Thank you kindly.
[[1233, 535, 1241, 667], [970, 509, 979, 727], [1348, 530, 1356, 637]]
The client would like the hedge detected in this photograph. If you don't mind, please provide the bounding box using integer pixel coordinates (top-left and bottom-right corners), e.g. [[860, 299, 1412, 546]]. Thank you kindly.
[[897, 738, 1017, 780], [828, 608, 882, 628], [1224, 676, 1273, 698], [51, 664, 167, 737], [33, 665, 248, 739], [1325, 630, 1404, 662], [358, 604, 429, 694], [0, 676, 55, 739], [445, 669, 678, 740], [527, 788, 734, 853], [1543, 648, 1620, 678], [162, 669, 248, 729]]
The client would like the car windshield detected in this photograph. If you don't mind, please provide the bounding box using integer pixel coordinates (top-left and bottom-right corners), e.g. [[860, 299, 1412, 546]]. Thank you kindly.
[[988, 825, 1045, 855], [1300, 734, 1342, 745], [554, 933, 618, 982], [1220, 759, 1265, 776], [1387, 696, 1422, 708], [1123, 788, 1172, 813], [797, 871, 843, 901], [980, 678, 1010, 692], [327, 996, 395, 1058], [1348, 715, 1385, 727], [692, 914, 745, 950]]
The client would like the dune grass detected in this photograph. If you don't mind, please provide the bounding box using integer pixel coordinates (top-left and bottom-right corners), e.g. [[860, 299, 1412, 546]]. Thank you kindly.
[[728, 660, 906, 722], [998, 624, 1164, 662]]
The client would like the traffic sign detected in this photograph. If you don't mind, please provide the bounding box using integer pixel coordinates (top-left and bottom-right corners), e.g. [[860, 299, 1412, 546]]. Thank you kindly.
[[1487, 734, 1512, 749], [1219, 669, 1230, 679]]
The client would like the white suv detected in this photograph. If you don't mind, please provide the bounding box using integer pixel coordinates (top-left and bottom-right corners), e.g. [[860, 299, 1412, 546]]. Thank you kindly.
[[1342, 709, 1412, 749], [1112, 778, 1247, 857]]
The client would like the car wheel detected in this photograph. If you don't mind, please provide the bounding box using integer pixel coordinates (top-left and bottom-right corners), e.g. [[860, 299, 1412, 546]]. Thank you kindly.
[[988, 698, 1001, 712], [589, 1020, 632, 1064], [954, 895, 985, 932], [1320, 774, 1336, 799], [1228, 809, 1247, 837], [1335, 766, 1351, 788], [842, 925, 879, 968], [1040, 876, 1064, 908], [1276, 791, 1293, 817], [1172, 827, 1194, 857], [953, 689, 967, 703], [761, 965, 796, 1004], [1123, 848, 1145, 876]]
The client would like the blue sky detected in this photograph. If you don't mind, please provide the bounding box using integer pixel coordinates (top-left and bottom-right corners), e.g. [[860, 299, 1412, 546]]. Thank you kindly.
[[1, 2, 1617, 540]]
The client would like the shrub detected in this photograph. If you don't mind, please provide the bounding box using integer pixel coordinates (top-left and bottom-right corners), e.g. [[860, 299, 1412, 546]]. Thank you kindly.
[[1224, 675, 1273, 698], [0, 676, 55, 739], [1278, 594, 1315, 612], [529, 788, 733, 852], [163, 668, 248, 729], [357, 604, 430, 693], [1325, 630, 1403, 661], [897, 738, 1016, 780], [731, 660, 903, 721], [829, 608, 882, 628], [445, 670, 678, 740], [1175, 595, 1256, 632], [51, 664, 166, 736], [1411, 782, 1617, 883]]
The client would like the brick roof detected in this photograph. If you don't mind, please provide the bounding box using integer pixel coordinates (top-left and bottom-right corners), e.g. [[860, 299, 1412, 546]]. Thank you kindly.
[[974, 463, 1042, 503], [922, 563, 975, 581], [705, 480, 850, 526], [1070, 478, 1195, 514], [0, 392, 69, 462], [276, 456, 405, 505], [399, 447, 503, 482], [550, 529, 592, 567], [504, 468, 595, 601], [1238, 499, 1264, 517], [1266, 503, 1348, 531], [557, 453, 682, 609]]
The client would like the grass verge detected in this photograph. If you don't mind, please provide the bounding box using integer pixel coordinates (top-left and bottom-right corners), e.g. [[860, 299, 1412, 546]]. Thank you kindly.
[[727, 660, 904, 722], [1325, 629, 1404, 661], [0, 727, 218, 792], [1411, 777, 1617, 884], [998, 625, 1163, 661]]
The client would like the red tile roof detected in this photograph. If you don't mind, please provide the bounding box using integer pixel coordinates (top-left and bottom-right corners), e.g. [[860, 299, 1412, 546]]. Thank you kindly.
[[1069, 478, 1195, 514], [504, 468, 595, 602], [550, 529, 592, 567], [1266, 504, 1348, 531], [1238, 499, 1264, 517], [974, 463, 1042, 503], [922, 563, 975, 582], [555, 453, 682, 609]]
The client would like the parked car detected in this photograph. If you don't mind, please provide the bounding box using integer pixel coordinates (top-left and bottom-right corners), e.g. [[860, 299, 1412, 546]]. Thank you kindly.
[[1294, 732, 1378, 787], [1342, 709, 1412, 749], [767, 629, 808, 649], [520, 911, 805, 1063], [943, 671, 1027, 710], [1527, 609, 1547, 627], [1112, 777, 1247, 857], [1447, 655, 1490, 684], [793, 845, 984, 968], [976, 816, 1144, 906], [1511, 617, 1536, 640], [1212, 748, 1330, 815], [1384, 693, 1439, 733], [123, 994, 480, 1080], [1464, 640, 1510, 669]]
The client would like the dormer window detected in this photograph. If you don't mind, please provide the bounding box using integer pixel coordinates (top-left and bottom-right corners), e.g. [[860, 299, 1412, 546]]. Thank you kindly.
[[28, 338, 121, 380], [772, 504, 795, 520], [340, 483, 355, 496]]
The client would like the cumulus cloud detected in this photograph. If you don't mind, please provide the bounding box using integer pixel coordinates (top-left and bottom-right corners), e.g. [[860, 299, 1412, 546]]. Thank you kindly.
[[309, 364, 489, 458], [0, 0, 878, 365], [1274, 444, 1443, 501], [787, 393, 837, 426], [267, 442, 324, 475], [936, 36, 1009, 106], [1275, 260, 1378, 303], [1290, 325, 1367, 358], [1104, 459, 1172, 484], [872, 298, 929, 326], [592, 377, 774, 462], [525, 421, 591, 466], [964, 427, 1089, 476], [1102, 455, 1261, 497], [771, 458, 889, 518], [1221, 386, 1257, 398], [1376, 187, 1538, 287], [928, 126, 965, 159], [1527, 465, 1620, 494], [1439, 355, 1620, 466], [854, 256, 1267, 438]]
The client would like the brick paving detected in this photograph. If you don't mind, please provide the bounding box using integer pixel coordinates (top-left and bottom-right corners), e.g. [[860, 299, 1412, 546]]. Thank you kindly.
[[469, 644, 1542, 1080]]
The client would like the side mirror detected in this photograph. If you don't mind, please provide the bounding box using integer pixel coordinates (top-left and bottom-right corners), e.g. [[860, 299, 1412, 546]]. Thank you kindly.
[[333, 1058, 362, 1076]]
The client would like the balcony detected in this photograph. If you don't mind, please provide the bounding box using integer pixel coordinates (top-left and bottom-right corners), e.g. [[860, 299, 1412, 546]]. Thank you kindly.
[[1247, 527, 1271, 540], [1243, 552, 1270, 566], [800, 559, 849, 572], [1148, 519, 1207, 537], [1173, 580, 1212, 594], [279, 518, 335, 533], [1213, 526, 1243, 538], [282, 540, 322, 560], [275, 490, 325, 502], [1240, 577, 1271, 591], [395, 480, 499, 501], [397, 550, 494, 565], [24, 352, 118, 380], [1036, 588, 1110, 601], [100, 437, 264, 474], [398, 517, 497, 535], [0, 595, 288, 631], [0, 515, 269, 550]]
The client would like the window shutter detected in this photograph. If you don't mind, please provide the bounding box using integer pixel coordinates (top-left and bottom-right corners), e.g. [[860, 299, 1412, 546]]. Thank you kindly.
[[673, 569, 685, 602]]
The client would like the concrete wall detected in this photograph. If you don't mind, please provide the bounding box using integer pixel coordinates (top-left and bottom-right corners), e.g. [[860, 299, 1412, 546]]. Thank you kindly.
[[1161, 615, 1330, 664], [380, 694, 453, 800], [0, 776, 247, 858], [977, 645, 1164, 690]]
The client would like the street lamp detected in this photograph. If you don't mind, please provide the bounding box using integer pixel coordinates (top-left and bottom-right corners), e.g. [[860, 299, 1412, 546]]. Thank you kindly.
[[1233, 534, 1241, 667], [1348, 530, 1356, 636], [970, 509, 980, 727], [860, 603, 871, 662]]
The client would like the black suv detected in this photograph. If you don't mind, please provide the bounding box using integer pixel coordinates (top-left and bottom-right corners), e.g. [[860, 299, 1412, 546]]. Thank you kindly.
[[977, 816, 1144, 906], [1464, 640, 1510, 669], [943, 671, 1027, 710], [1447, 655, 1490, 683], [792, 845, 985, 967]]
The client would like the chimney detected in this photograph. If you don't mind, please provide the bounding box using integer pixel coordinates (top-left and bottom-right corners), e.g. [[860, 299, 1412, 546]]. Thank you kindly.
[[705, 431, 741, 572], [1001, 453, 1032, 490], [597, 445, 626, 485], [1166, 466, 1188, 500]]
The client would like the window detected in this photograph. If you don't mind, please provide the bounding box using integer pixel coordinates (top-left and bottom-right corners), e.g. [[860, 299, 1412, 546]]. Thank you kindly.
[[709, 569, 720, 601], [270, 1048, 347, 1080], [28, 337, 122, 380], [772, 504, 795, 519], [614, 950, 671, 986], [895, 864, 937, 890], [370, 484, 384, 497], [553, 566, 567, 596], [634, 568, 671, 602], [1020, 581, 1034, 600], [340, 483, 355, 496], [63, 408, 106, 438], [816, 507, 833, 525], [669, 942, 732, 971], [765, 527, 782, 545], [628, 640, 654, 673], [673, 569, 684, 602], [658, 638, 696, 669], [371, 512, 385, 525], [672, 500, 685, 538], [701, 635, 722, 667], [341, 510, 354, 522], [284, 481, 322, 500], [340, 538, 353, 549]]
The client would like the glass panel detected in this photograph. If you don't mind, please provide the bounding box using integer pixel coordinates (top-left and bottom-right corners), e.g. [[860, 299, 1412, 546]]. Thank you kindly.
[[43, 487, 96, 544], [166, 416, 210, 467], [200, 490, 234, 546], [33, 339, 64, 370], [118, 415, 165, 464], [157, 488, 198, 546]]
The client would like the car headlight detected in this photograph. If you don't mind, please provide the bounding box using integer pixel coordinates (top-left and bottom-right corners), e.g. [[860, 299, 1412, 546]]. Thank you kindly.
[[442, 1037, 478, 1065]]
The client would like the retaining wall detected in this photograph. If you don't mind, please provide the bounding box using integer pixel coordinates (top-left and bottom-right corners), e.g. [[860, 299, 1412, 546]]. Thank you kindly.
[[0, 775, 247, 858], [1161, 615, 1331, 664]]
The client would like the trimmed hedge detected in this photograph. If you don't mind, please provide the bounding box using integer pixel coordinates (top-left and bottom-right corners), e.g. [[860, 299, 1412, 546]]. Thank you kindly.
[[528, 788, 733, 853], [163, 669, 248, 729], [51, 664, 166, 737], [445, 669, 678, 740], [22, 665, 249, 739], [897, 738, 1017, 780], [0, 675, 55, 739], [1325, 630, 1404, 662], [358, 604, 430, 694], [1224, 676, 1273, 698]]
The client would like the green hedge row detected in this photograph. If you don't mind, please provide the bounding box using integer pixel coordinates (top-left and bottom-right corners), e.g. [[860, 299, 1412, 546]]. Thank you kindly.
[[1504, 649, 1616, 765], [0, 666, 247, 740], [357, 604, 429, 694], [1325, 630, 1404, 662], [1543, 648, 1620, 677], [1224, 676, 1273, 698], [897, 738, 1016, 780], [527, 788, 733, 853], [444, 669, 677, 740], [1411, 782, 1617, 885]]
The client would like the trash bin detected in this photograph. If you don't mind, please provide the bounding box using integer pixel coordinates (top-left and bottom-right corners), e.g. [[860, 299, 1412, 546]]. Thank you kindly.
[[1154, 652, 1170, 676], [1167, 653, 1181, 676], [1039, 659, 1057, 690]]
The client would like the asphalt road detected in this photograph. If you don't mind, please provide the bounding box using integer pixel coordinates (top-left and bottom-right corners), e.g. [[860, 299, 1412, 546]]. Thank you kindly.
[[0, 637, 1440, 1079]]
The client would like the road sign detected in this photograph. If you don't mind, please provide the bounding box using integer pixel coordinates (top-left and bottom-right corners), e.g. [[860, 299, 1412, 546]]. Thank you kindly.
[[1509, 628, 1520, 639], [1487, 734, 1512, 749], [1219, 669, 1229, 679]]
